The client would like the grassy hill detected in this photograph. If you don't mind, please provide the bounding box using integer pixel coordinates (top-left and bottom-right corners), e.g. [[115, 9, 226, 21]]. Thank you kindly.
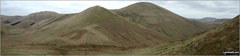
[[12, 11, 61, 29], [28, 5, 169, 47], [113, 2, 214, 40], [2, 6, 171, 55], [195, 17, 230, 26], [0, 15, 22, 24]]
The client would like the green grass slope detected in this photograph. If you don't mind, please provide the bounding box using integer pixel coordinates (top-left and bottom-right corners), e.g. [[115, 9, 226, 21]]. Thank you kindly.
[[185, 15, 239, 55], [135, 15, 239, 55]]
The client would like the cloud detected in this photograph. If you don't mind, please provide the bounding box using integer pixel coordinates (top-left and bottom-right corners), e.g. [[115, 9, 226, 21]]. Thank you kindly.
[[1, 1, 239, 19], [150, 1, 239, 18]]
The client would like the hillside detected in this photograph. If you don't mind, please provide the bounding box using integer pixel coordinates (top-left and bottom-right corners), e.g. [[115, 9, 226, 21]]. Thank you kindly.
[[12, 11, 61, 28], [184, 15, 239, 55], [134, 15, 239, 55], [1, 24, 24, 36], [113, 2, 214, 40], [0, 15, 22, 24]]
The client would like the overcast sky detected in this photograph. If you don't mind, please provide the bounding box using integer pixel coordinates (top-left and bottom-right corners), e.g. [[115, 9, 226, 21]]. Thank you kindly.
[[1, 1, 239, 19]]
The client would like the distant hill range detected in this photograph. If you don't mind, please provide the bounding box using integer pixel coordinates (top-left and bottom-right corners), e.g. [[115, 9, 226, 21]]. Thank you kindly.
[[194, 17, 231, 26], [0, 15, 22, 24], [11, 11, 62, 29]]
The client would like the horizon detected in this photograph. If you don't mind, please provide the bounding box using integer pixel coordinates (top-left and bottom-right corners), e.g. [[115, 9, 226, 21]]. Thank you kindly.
[[1, 1, 239, 19]]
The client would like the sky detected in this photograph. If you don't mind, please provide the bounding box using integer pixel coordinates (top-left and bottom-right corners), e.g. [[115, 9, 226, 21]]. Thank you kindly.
[[1, 1, 239, 19]]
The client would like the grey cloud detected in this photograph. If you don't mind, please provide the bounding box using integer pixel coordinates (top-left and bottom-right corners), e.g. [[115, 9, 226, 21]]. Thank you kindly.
[[183, 1, 238, 13]]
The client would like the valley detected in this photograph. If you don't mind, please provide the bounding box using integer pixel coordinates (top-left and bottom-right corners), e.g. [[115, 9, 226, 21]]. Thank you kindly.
[[1, 2, 239, 55]]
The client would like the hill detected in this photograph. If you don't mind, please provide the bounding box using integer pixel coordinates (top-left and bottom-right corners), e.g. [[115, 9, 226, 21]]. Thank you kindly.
[[1, 24, 24, 36], [195, 17, 230, 26], [28, 6, 170, 47], [182, 15, 239, 55], [113, 2, 214, 40], [134, 15, 239, 55], [12, 11, 61, 28], [1, 6, 171, 55], [201, 17, 217, 21], [0, 15, 22, 24]]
